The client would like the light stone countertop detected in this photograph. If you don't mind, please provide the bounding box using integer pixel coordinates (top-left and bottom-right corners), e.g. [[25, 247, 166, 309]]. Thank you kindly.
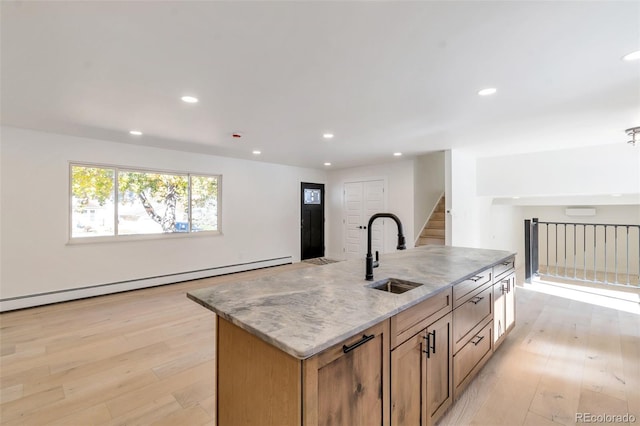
[[187, 245, 515, 360]]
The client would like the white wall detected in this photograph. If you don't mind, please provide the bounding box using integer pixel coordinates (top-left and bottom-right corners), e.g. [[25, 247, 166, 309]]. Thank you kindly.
[[447, 149, 523, 269], [0, 127, 326, 307], [413, 151, 445, 241], [477, 143, 640, 199], [449, 149, 480, 248], [475, 143, 640, 274], [523, 205, 640, 226], [326, 159, 415, 259]]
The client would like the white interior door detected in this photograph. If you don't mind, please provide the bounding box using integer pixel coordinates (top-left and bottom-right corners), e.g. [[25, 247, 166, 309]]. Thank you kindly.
[[343, 180, 385, 260]]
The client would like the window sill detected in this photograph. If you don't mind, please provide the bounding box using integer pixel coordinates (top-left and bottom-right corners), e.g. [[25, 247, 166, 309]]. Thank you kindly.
[[66, 230, 222, 245]]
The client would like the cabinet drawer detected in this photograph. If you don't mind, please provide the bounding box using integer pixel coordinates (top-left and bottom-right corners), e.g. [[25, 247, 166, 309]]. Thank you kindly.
[[391, 288, 452, 348], [453, 269, 492, 308], [452, 283, 492, 353], [453, 322, 492, 394], [493, 257, 515, 281]]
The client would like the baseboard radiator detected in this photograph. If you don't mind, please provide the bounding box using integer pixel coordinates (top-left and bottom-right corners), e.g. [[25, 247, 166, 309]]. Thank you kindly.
[[0, 256, 293, 312]]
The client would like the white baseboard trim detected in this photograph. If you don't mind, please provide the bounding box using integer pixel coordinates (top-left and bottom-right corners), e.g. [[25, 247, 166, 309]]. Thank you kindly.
[[0, 256, 292, 312]]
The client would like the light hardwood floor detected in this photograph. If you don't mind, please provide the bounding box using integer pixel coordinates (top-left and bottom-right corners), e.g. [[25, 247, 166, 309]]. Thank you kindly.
[[1, 263, 639, 425]]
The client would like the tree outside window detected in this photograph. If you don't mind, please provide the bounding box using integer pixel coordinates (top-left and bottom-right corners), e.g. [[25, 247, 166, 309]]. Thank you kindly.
[[70, 164, 220, 239]]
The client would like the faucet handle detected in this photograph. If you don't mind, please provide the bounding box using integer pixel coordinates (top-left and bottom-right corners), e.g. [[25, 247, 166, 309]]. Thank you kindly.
[[373, 251, 380, 268]]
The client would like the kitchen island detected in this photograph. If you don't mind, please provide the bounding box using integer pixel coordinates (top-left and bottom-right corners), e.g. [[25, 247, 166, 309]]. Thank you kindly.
[[188, 245, 517, 426]]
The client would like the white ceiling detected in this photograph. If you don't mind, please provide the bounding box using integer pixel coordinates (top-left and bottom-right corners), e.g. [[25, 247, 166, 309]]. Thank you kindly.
[[1, 1, 639, 169]]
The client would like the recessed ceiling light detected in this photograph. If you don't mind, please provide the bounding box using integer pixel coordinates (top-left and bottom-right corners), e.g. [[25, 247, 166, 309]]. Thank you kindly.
[[323, 133, 334, 139], [129, 130, 142, 136], [393, 152, 402, 157], [252, 150, 261, 155], [622, 50, 640, 61], [324, 162, 332, 166], [512, 196, 520, 199], [478, 88, 497, 96], [181, 95, 199, 103]]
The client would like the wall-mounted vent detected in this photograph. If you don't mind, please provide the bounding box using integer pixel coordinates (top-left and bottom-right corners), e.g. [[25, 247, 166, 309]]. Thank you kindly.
[[565, 207, 596, 217]]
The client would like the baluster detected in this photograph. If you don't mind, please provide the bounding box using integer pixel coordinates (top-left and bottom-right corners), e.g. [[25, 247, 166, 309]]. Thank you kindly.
[[593, 225, 597, 282], [627, 226, 630, 286], [604, 225, 608, 284], [573, 224, 577, 279], [583, 224, 587, 282], [555, 223, 558, 277], [546, 223, 549, 276], [614, 226, 618, 285], [564, 223, 567, 277]]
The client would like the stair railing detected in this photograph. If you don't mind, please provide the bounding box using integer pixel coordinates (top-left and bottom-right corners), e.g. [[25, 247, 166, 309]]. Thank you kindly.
[[525, 218, 640, 287]]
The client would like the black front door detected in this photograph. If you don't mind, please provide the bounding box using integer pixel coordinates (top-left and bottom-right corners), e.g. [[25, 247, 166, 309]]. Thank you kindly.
[[301, 182, 325, 260]]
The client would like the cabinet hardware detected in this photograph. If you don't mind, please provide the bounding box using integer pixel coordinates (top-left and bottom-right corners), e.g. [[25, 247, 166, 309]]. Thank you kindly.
[[470, 296, 484, 304], [471, 335, 484, 346], [423, 333, 431, 358], [423, 330, 437, 358], [469, 275, 484, 282], [343, 334, 374, 353], [501, 261, 511, 266]]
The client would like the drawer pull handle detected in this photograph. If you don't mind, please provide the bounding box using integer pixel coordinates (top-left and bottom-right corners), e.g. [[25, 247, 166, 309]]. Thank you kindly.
[[343, 334, 374, 353], [469, 275, 484, 282], [470, 296, 484, 304], [472, 335, 485, 346], [501, 261, 512, 266]]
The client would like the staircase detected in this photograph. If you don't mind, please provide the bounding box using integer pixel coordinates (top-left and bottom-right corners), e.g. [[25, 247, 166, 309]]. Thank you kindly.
[[416, 196, 445, 246]]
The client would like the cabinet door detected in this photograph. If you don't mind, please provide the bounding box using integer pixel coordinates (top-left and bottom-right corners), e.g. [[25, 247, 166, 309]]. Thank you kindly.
[[493, 280, 506, 345], [425, 313, 452, 426], [504, 273, 516, 332], [390, 313, 452, 426], [494, 272, 516, 349], [304, 321, 390, 426], [391, 333, 425, 425]]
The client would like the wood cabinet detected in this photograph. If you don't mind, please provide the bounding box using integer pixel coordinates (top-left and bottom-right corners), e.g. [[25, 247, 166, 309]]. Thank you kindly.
[[452, 321, 492, 396], [390, 290, 453, 426], [452, 268, 494, 398], [304, 321, 390, 426], [216, 316, 389, 426], [493, 257, 516, 349], [217, 317, 302, 426]]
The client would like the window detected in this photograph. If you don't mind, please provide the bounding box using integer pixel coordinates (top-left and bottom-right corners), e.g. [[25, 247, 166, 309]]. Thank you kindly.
[[304, 188, 321, 205], [70, 164, 220, 239]]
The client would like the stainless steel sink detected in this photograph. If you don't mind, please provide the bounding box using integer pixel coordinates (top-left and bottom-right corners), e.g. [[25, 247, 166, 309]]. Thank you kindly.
[[369, 278, 423, 294]]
